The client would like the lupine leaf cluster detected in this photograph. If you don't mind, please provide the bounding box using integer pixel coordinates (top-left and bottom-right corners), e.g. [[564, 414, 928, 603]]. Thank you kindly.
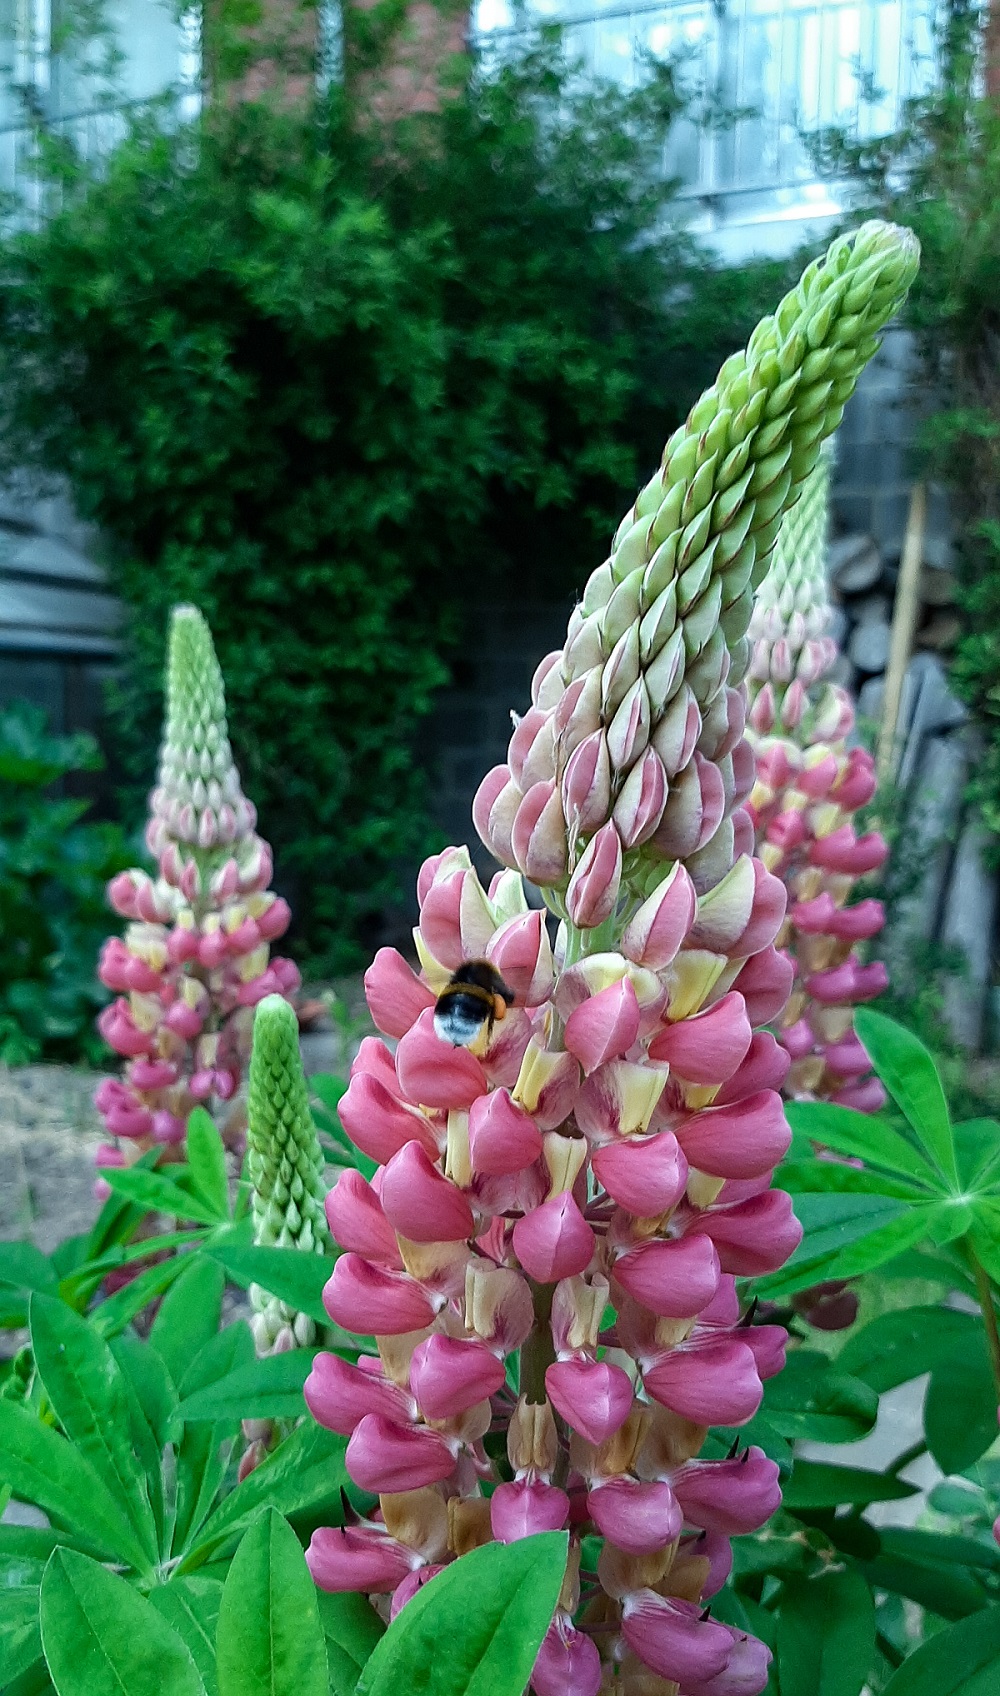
[[0, 703, 129, 1065]]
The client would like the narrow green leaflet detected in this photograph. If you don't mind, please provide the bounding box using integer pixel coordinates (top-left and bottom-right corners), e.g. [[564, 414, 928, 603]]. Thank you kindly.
[[858, 1548, 989, 1621], [29, 1295, 158, 1569], [968, 1204, 1000, 1282], [111, 1332, 179, 1449], [0, 1403, 152, 1571], [317, 1591, 384, 1696], [39, 1549, 206, 1696], [58, 1229, 207, 1311], [756, 1206, 932, 1299], [172, 1323, 255, 1557], [96, 1164, 222, 1225], [777, 1157, 926, 1201], [880, 1604, 1000, 1696], [148, 1577, 223, 1696], [838, 1307, 984, 1393], [150, 1256, 226, 1388], [775, 1568, 876, 1696], [180, 1423, 349, 1569], [0, 1567, 44, 1684], [0, 1244, 58, 1297], [91, 1253, 190, 1338], [952, 1120, 1000, 1192], [357, 1533, 568, 1696], [186, 1109, 231, 1219], [785, 1099, 941, 1187], [178, 1349, 315, 1423], [782, 1462, 918, 1511], [854, 1009, 957, 1184], [925, 1345, 999, 1474], [760, 1351, 878, 1445], [208, 1237, 333, 1327], [216, 1511, 328, 1696]]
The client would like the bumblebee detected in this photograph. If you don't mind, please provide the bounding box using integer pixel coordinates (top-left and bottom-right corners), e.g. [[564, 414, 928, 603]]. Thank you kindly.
[[433, 960, 515, 1049]]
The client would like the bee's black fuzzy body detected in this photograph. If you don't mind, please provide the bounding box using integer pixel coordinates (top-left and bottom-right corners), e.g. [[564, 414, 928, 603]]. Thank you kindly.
[[433, 959, 515, 1049]]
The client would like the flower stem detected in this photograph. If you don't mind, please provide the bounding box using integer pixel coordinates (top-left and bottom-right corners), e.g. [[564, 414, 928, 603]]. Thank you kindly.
[[967, 1245, 1000, 1399]]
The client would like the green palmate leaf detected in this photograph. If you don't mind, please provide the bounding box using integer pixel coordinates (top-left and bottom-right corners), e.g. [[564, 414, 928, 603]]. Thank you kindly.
[[96, 1165, 222, 1226], [880, 1604, 1000, 1696], [178, 1349, 315, 1423], [216, 1511, 328, 1696], [0, 1403, 152, 1571], [91, 1252, 190, 1338], [317, 1591, 385, 1696], [925, 1344, 999, 1474], [357, 1533, 568, 1696], [208, 1237, 334, 1327], [148, 1578, 223, 1696], [39, 1548, 206, 1696], [149, 1256, 226, 1388], [775, 1568, 876, 1696], [172, 1322, 256, 1558], [782, 1462, 918, 1511], [953, 1120, 1000, 1192], [785, 1101, 941, 1188], [186, 1108, 231, 1219], [180, 1422, 349, 1570], [760, 1351, 878, 1445], [854, 1009, 957, 1184], [29, 1295, 158, 1569], [838, 1306, 985, 1393]]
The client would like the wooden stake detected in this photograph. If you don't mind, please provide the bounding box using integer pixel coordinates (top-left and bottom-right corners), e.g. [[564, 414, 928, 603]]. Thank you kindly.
[[877, 480, 926, 784]]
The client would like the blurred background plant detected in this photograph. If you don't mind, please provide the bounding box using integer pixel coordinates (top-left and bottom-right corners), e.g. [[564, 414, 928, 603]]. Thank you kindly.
[[0, 703, 128, 1065], [0, 35, 786, 972], [810, 0, 1000, 872]]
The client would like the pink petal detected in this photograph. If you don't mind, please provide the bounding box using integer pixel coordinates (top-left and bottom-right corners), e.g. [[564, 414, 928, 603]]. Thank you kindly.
[[512, 1192, 595, 1282], [323, 1254, 438, 1335], [409, 1334, 505, 1419], [395, 1009, 488, 1109], [643, 1336, 763, 1425], [614, 1234, 721, 1320], [346, 1413, 456, 1493], [648, 992, 752, 1085], [591, 1131, 688, 1216], [364, 948, 435, 1038], [380, 1142, 474, 1243], [564, 977, 641, 1074], [545, 1358, 633, 1445]]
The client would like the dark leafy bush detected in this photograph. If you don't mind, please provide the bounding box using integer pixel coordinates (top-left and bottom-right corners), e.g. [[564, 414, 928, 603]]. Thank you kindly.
[[0, 45, 785, 967], [0, 703, 128, 1064]]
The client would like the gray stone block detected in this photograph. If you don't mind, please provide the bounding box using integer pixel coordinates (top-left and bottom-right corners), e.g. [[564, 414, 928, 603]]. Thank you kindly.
[[829, 534, 882, 595], [849, 620, 891, 674], [942, 819, 998, 1050]]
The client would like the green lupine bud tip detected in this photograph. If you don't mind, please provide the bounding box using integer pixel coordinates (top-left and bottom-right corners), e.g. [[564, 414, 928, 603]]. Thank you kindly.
[[164, 603, 232, 768], [247, 994, 328, 1251], [580, 221, 919, 705]]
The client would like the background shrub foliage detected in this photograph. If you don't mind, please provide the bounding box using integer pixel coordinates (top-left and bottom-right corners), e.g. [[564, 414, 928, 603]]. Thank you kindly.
[[813, 0, 1000, 857], [0, 42, 784, 968]]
